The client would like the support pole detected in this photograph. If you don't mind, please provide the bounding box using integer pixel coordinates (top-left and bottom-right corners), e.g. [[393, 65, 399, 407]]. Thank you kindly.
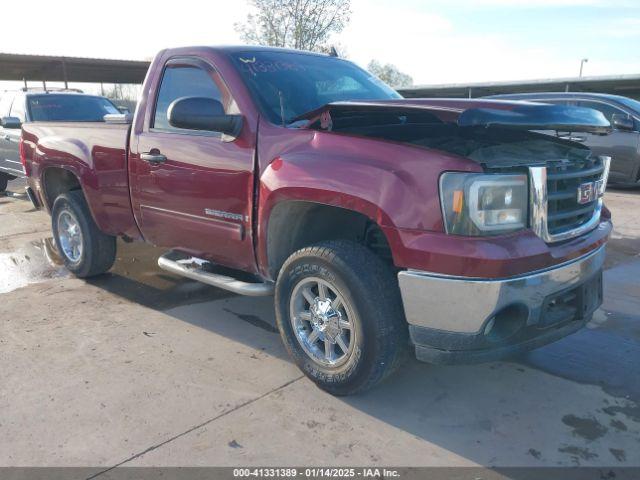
[[42, 80, 47, 92], [61, 57, 69, 89]]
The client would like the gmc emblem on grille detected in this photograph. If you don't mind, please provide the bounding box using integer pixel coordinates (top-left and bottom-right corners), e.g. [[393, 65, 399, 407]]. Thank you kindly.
[[577, 181, 601, 205]]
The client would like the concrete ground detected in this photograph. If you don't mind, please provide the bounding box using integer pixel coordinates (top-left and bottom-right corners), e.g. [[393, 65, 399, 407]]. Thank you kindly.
[[1, 177, 639, 470]]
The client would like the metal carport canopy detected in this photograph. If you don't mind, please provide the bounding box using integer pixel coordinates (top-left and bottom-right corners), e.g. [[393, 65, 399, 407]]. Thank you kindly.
[[398, 73, 640, 99], [0, 53, 150, 84]]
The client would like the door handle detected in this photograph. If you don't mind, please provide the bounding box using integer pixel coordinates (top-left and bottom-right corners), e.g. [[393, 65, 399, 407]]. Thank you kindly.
[[558, 135, 586, 142], [140, 152, 167, 164]]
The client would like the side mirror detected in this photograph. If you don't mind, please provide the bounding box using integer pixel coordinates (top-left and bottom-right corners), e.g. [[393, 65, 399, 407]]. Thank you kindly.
[[116, 105, 130, 115], [0, 116, 22, 129], [168, 97, 243, 139], [611, 113, 635, 132]]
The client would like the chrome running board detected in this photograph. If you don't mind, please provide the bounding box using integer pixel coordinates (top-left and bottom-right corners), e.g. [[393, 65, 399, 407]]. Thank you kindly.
[[157, 251, 274, 297]]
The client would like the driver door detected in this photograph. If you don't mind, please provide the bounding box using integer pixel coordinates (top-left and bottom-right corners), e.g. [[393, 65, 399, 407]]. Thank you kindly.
[[131, 57, 257, 272]]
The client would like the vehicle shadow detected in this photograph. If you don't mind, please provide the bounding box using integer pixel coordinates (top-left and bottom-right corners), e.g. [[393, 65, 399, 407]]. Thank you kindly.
[[83, 241, 294, 364], [85, 240, 234, 310]]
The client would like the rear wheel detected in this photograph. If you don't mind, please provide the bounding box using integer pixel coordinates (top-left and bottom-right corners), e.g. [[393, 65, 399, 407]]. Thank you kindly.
[[275, 240, 408, 395], [51, 190, 116, 277], [0, 173, 9, 193]]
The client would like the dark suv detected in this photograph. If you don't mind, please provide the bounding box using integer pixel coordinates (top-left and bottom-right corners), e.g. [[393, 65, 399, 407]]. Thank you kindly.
[[0, 89, 121, 192], [487, 92, 640, 186]]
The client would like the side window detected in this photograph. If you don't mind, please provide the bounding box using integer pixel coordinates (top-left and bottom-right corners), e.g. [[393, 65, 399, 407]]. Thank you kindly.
[[577, 101, 624, 123], [0, 94, 15, 118], [153, 64, 223, 132], [9, 96, 26, 123]]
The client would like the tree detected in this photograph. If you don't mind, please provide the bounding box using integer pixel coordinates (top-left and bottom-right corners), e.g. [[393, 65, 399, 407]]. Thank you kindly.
[[367, 60, 413, 88], [235, 0, 351, 52], [101, 84, 139, 114]]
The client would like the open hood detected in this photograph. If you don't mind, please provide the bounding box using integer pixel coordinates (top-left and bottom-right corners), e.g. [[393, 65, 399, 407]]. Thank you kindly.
[[295, 99, 608, 168], [457, 103, 611, 134], [297, 100, 611, 135]]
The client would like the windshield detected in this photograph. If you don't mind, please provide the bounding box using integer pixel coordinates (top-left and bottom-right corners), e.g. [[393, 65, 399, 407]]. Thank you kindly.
[[230, 51, 402, 125], [27, 95, 120, 122]]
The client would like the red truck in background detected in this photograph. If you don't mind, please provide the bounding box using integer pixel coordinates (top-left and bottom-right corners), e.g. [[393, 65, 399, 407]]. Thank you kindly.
[[21, 46, 612, 395]]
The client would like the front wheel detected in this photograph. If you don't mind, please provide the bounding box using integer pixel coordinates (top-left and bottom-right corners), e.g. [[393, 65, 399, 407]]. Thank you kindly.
[[51, 190, 116, 277], [275, 240, 408, 395]]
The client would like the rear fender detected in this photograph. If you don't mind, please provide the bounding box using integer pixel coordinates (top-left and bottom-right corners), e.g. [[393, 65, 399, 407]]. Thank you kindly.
[[33, 142, 118, 237]]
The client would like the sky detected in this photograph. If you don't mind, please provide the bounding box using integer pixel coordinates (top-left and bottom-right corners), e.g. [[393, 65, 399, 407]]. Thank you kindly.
[[1, 0, 639, 91]]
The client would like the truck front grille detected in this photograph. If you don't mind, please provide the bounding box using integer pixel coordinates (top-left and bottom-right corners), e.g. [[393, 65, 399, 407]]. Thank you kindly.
[[528, 155, 611, 243], [546, 156, 605, 236]]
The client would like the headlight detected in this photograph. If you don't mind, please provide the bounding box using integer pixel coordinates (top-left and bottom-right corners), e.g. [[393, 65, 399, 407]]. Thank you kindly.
[[439, 172, 528, 236]]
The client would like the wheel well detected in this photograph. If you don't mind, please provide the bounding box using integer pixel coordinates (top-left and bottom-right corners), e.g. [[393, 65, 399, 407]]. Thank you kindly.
[[267, 201, 393, 279], [42, 168, 82, 209]]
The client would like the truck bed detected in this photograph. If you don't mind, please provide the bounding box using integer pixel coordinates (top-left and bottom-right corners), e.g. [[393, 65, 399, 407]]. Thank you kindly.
[[22, 122, 139, 239]]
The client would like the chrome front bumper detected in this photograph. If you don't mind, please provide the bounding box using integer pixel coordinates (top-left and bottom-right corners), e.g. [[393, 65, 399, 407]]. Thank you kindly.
[[398, 245, 606, 363]]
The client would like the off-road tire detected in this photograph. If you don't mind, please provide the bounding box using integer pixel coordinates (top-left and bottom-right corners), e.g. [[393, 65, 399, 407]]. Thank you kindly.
[[0, 173, 9, 193], [275, 240, 408, 395], [51, 190, 116, 277]]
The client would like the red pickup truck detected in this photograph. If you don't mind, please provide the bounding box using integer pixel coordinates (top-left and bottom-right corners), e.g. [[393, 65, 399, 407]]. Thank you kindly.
[[21, 46, 612, 395]]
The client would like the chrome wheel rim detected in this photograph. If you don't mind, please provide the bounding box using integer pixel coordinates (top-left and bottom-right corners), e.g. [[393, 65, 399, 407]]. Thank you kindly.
[[290, 277, 356, 368], [57, 210, 83, 264]]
